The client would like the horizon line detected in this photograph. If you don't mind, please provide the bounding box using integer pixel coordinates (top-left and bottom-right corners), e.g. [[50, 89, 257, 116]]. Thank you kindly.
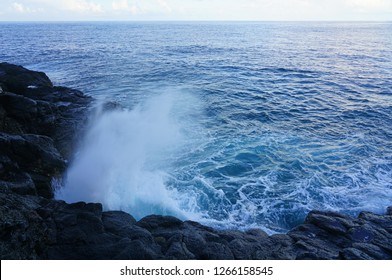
[[1, 19, 391, 23]]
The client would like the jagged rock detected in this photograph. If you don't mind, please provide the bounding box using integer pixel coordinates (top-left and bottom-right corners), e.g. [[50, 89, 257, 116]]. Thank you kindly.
[[0, 92, 38, 120], [0, 170, 36, 196], [340, 247, 374, 260], [228, 238, 258, 259], [102, 211, 137, 231], [359, 211, 392, 234], [0, 63, 92, 200], [37, 199, 161, 259], [267, 234, 297, 259], [350, 243, 390, 260], [1, 187, 392, 260], [0, 62, 52, 94], [0, 64, 92, 159], [0, 133, 65, 198], [137, 215, 184, 231], [201, 242, 235, 260], [181, 223, 208, 257], [165, 241, 195, 259], [0, 190, 47, 259], [305, 211, 353, 234]]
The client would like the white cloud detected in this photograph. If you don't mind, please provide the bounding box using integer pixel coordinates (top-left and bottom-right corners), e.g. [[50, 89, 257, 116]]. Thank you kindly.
[[111, 0, 173, 16], [112, 0, 139, 14], [345, 0, 392, 11], [63, 0, 103, 13], [12, 2, 40, 13], [242, 0, 312, 10], [11, 2, 43, 14], [12, 2, 27, 13], [157, 0, 172, 12], [112, 0, 128, 10], [27, 0, 103, 13]]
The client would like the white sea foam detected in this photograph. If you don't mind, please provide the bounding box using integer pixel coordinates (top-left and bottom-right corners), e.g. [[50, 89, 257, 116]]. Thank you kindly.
[[55, 91, 202, 220]]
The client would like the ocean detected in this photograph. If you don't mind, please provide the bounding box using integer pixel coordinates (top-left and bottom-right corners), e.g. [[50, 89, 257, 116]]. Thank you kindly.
[[1, 22, 391, 233]]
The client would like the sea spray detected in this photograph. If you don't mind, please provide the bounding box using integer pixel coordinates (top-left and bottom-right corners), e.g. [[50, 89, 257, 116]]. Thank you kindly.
[[55, 92, 200, 220]]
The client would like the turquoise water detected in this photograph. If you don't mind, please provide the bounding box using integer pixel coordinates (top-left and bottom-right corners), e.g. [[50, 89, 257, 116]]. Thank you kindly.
[[1, 22, 391, 232]]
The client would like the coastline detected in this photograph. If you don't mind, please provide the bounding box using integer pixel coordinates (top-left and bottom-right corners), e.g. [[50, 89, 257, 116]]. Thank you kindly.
[[1, 63, 391, 260]]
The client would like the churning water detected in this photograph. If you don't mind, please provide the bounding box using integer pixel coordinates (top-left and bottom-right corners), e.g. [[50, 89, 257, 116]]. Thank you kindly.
[[1, 22, 391, 232]]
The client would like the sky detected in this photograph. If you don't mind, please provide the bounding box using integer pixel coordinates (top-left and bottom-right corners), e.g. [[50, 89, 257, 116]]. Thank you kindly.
[[0, 0, 391, 21]]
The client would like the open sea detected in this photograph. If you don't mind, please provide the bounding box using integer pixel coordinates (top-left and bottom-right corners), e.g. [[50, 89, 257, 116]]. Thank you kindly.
[[1, 22, 391, 233]]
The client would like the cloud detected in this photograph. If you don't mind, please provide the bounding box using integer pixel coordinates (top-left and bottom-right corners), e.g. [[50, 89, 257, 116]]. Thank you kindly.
[[63, 0, 103, 13], [112, 0, 128, 10], [27, 0, 103, 13], [111, 0, 173, 16], [12, 2, 41, 13], [12, 2, 27, 13], [157, 0, 172, 12], [242, 0, 312, 9], [345, 0, 392, 11], [112, 0, 139, 14]]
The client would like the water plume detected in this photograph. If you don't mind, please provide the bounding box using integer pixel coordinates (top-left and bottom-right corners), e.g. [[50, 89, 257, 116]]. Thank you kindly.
[[55, 92, 194, 220]]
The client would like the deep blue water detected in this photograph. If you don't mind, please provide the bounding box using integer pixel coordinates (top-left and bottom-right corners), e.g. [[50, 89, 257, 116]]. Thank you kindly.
[[1, 22, 392, 233]]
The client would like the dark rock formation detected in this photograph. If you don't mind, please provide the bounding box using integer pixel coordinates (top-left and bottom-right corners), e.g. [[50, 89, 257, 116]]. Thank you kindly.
[[0, 62, 92, 198], [1, 187, 391, 260], [0, 133, 65, 197], [0, 63, 52, 94], [1, 63, 391, 260]]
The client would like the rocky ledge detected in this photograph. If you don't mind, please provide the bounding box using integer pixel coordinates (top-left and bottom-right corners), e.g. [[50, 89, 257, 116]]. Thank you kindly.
[[1, 63, 391, 260]]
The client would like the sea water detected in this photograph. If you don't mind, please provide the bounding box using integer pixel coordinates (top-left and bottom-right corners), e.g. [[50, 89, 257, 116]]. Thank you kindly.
[[1, 22, 391, 233]]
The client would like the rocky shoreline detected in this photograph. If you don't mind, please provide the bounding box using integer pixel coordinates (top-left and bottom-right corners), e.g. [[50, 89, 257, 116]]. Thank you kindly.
[[1, 63, 391, 260]]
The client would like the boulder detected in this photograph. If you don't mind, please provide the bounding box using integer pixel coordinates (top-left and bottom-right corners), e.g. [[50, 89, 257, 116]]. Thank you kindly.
[[0, 133, 65, 198], [0, 62, 52, 94], [0, 63, 92, 199]]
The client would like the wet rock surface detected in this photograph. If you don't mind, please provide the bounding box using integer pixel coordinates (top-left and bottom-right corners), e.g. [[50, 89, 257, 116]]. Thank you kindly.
[[0, 62, 92, 198], [1, 63, 391, 260], [1, 188, 391, 260]]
